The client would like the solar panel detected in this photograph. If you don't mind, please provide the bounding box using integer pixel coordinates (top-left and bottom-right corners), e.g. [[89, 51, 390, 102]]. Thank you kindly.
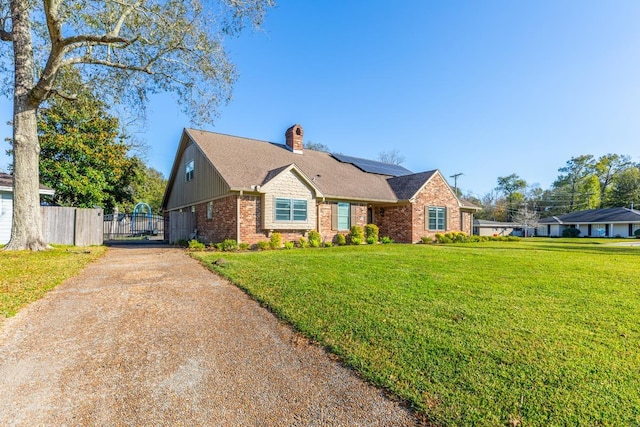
[[331, 153, 413, 176]]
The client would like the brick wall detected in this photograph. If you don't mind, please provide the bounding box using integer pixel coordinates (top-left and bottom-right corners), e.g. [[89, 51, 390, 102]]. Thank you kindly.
[[317, 201, 367, 243], [375, 204, 413, 243], [194, 195, 237, 243]]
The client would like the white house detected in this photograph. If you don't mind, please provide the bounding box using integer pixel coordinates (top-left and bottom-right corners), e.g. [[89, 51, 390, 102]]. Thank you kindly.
[[536, 207, 640, 238], [0, 173, 55, 244]]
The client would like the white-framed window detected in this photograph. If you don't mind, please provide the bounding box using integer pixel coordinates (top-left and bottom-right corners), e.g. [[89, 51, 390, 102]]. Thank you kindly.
[[337, 202, 350, 230], [428, 206, 446, 230], [207, 201, 213, 220], [185, 160, 194, 182], [275, 198, 307, 221]]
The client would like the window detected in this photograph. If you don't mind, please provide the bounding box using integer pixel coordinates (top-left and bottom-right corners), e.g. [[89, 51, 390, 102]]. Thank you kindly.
[[337, 202, 350, 230], [185, 160, 194, 182], [428, 206, 446, 230], [275, 198, 307, 221], [207, 201, 213, 220]]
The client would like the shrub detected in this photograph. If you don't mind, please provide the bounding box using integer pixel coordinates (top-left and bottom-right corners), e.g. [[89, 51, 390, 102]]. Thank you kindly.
[[298, 237, 309, 248], [269, 232, 282, 249], [349, 225, 364, 245], [324, 242, 333, 247], [366, 236, 377, 245], [239, 242, 251, 251], [335, 233, 347, 246], [188, 239, 205, 251], [284, 241, 295, 250], [257, 241, 270, 250], [562, 228, 581, 238], [420, 236, 431, 244], [177, 239, 189, 247], [634, 229, 640, 238], [380, 236, 394, 244], [220, 239, 238, 252], [308, 230, 322, 248], [365, 223, 379, 242]]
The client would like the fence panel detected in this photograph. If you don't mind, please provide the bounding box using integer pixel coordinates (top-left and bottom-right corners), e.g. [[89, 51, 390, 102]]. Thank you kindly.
[[41, 206, 75, 245], [41, 206, 104, 246], [103, 212, 164, 240], [168, 211, 196, 244], [74, 208, 104, 246]]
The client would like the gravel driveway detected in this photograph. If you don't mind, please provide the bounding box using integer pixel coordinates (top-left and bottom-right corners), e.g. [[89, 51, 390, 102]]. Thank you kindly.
[[0, 245, 419, 426]]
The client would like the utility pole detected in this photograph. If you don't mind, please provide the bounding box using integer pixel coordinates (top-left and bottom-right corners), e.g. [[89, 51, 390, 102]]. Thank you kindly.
[[450, 173, 463, 195]]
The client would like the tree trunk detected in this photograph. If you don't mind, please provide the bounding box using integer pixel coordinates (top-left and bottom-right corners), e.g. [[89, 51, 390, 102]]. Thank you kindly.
[[5, 0, 48, 251]]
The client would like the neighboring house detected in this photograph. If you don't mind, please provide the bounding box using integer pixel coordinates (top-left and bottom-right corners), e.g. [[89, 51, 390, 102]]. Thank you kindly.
[[474, 219, 520, 237], [162, 125, 480, 245], [0, 172, 55, 244], [536, 207, 640, 237]]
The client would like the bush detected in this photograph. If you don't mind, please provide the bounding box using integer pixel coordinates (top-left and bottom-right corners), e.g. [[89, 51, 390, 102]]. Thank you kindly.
[[239, 242, 251, 251], [380, 236, 394, 244], [220, 239, 238, 252], [284, 241, 295, 249], [335, 233, 347, 246], [562, 228, 581, 238], [269, 232, 282, 249], [308, 230, 322, 248], [366, 236, 377, 245], [365, 223, 379, 242], [324, 242, 333, 247], [634, 229, 640, 238], [349, 225, 364, 245], [298, 237, 309, 248], [257, 241, 270, 250], [188, 239, 205, 251], [420, 236, 431, 244]]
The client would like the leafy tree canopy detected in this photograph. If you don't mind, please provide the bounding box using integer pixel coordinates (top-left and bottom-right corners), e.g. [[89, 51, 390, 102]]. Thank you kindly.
[[37, 69, 139, 210]]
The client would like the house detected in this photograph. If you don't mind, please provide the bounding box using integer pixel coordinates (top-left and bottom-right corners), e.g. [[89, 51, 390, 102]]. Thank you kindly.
[[161, 125, 480, 245], [536, 207, 640, 237], [474, 219, 524, 237], [0, 172, 55, 244]]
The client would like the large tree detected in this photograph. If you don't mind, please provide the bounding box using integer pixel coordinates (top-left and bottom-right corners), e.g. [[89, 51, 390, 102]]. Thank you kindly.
[[37, 69, 139, 210], [593, 154, 632, 208], [0, 0, 273, 250], [606, 166, 640, 208], [495, 173, 527, 220], [552, 155, 595, 212]]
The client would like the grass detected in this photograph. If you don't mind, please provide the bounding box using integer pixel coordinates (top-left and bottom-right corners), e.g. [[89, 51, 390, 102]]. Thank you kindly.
[[0, 246, 106, 318], [195, 239, 640, 426]]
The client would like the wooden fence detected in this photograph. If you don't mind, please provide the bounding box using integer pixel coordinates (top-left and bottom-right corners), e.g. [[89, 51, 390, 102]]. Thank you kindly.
[[167, 211, 196, 244], [41, 206, 104, 246]]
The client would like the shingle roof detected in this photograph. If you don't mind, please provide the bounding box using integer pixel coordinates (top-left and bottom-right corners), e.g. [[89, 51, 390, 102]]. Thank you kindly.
[[0, 172, 55, 194], [539, 207, 640, 224], [387, 171, 437, 200], [184, 128, 434, 202]]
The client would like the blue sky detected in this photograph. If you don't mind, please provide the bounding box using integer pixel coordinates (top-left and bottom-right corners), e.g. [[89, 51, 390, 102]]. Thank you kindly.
[[2, 1, 640, 198]]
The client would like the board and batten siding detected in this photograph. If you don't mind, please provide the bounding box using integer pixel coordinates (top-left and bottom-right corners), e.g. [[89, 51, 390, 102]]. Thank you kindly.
[[165, 140, 230, 211], [262, 170, 316, 230], [0, 191, 12, 244]]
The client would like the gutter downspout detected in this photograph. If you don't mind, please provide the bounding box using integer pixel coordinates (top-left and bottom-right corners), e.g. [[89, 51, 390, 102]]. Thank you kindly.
[[237, 191, 243, 243]]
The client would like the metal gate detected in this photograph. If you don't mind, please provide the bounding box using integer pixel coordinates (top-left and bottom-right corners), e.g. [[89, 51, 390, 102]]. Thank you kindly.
[[103, 209, 164, 241]]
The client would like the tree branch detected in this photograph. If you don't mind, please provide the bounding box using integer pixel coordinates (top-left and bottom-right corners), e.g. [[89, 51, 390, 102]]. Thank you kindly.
[[62, 56, 154, 74]]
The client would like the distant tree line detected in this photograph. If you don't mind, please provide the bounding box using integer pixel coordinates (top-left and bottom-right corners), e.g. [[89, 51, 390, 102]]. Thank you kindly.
[[468, 154, 640, 222]]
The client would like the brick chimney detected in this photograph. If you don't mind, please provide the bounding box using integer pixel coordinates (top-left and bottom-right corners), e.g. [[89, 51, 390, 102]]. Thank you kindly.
[[285, 124, 303, 154]]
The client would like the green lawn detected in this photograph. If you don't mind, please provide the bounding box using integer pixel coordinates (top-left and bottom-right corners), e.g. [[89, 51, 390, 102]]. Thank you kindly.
[[195, 240, 640, 426], [0, 246, 106, 318]]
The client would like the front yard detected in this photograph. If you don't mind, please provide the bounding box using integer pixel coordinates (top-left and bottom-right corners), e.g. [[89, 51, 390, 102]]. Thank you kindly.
[[195, 240, 640, 426], [0, 246, 106, 318]]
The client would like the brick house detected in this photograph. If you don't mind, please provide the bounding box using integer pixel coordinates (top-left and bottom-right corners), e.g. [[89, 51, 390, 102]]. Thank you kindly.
[[161, 125, 479, 244]]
